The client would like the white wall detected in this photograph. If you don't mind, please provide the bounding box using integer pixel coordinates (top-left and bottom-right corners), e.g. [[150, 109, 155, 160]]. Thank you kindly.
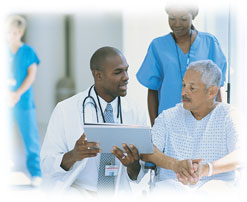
[[73, 11, 123, 93], [25, 14, 65, 125]]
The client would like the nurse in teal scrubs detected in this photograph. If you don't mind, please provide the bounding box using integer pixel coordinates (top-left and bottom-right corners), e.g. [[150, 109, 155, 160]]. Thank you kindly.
[[136, 2, 227, 126], [7, 15, 42, 186]]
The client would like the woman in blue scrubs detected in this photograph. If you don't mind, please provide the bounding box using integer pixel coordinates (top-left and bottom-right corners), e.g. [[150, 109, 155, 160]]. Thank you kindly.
[[7, 15, 42, 186], [136, 2, 227, 126]]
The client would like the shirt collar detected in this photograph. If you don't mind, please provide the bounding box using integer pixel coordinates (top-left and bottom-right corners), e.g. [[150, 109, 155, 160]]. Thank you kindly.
[[88, 86, 118, 115], [97, 94, 118, 115]]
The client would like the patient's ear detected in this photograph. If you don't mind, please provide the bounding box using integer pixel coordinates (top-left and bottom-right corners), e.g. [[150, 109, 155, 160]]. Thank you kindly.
[[207, 86, 218, 99]]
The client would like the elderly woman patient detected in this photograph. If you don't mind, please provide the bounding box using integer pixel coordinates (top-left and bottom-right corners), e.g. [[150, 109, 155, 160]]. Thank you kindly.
[[112, 60, 242, 193]]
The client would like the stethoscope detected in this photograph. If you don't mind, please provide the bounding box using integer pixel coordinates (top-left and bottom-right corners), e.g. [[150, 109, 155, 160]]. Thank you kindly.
[[82, 85, 123, 124]]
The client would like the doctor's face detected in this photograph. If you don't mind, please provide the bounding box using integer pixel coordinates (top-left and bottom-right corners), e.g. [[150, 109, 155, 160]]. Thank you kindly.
[[100, 54, 129, 101]]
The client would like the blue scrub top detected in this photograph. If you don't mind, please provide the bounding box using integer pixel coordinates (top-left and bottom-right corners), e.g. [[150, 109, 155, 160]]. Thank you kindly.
[[136, 31, 227, 114], [9, 44, 40, 110]]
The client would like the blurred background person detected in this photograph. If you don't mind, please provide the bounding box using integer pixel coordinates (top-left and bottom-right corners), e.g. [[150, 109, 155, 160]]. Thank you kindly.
[[136, 0, 227, 126], [6, 15, 42, 187]]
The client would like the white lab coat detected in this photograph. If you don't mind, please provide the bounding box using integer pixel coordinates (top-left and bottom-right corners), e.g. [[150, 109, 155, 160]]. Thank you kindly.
[[40, 87, 148, 193]]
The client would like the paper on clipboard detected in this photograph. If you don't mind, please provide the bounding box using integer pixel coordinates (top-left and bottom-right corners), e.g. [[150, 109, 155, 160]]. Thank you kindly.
[[83, 123, 153, 154]]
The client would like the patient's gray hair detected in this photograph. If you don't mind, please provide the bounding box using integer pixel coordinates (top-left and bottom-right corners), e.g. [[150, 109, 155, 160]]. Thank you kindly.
[[187, 60, 222, 90]]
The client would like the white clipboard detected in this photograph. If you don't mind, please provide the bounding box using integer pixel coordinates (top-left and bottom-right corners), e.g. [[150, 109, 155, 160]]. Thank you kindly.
[[83, 123, 153, 154]]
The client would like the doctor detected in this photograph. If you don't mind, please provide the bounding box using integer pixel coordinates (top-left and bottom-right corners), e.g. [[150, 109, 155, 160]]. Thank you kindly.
[[40, 46, 147, 195]]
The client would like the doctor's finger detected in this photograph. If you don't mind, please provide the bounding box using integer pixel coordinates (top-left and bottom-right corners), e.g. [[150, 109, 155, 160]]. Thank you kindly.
[[80, 148, 101, 154], [111, 147, 127, 162], [122, 143, 133, 158], [81, 153, 99, 159], [83, 142, 100, 148], [111, 150, 123, 160], [77, 142, 97, 150], [78, 133, 86, 144], [129, 144, 139, 160], [112, 146, 125, 156]]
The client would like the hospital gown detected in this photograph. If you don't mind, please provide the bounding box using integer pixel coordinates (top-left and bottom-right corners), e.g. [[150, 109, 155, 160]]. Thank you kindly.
[[151, 102, 239, 188]]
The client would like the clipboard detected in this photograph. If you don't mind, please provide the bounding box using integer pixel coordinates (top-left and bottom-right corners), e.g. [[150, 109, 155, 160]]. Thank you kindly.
[[83, 123, 153, 154]]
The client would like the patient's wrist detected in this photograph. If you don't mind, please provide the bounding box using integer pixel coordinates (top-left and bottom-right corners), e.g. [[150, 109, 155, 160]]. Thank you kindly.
[[199, 164, 208, 177], [170, 159, 179, 173]]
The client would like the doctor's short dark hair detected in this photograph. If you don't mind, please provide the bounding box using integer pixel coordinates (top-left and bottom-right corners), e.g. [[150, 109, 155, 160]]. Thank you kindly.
[[90, 46, 122, 71], [187, 60, 222, 90]]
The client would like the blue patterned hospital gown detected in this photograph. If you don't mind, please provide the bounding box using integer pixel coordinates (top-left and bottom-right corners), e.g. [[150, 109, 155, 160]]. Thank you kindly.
[[152, 102, 239, 184]]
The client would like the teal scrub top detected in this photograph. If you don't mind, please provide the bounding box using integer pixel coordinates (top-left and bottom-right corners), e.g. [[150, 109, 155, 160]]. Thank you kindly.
[[136, 31, 227, 114], [9, 44, 40, 110]]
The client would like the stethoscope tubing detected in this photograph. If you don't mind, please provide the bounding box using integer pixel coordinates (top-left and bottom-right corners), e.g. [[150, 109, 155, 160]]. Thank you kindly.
[[82, 85, 123, 124]]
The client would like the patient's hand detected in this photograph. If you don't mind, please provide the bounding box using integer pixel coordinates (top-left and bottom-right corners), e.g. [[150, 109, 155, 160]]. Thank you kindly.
[[176, 159, 202, 185], [177, 161, 208, 185]]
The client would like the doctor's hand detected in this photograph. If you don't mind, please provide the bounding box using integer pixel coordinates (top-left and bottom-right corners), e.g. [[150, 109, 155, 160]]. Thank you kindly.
[[61, 133, 101, 171], [72, 133, 101, 161], [112, 143, 141, 180]]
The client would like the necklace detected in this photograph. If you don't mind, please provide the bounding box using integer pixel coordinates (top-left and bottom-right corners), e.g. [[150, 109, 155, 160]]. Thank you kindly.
[[173, 30, 192, 81]]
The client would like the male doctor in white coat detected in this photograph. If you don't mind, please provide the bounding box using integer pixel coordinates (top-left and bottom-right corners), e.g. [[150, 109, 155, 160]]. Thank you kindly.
[[40, 46, 147, 195]]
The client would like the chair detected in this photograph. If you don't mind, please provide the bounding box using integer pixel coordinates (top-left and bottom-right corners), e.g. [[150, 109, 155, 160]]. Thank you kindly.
[[144, 162, 157, 192]]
